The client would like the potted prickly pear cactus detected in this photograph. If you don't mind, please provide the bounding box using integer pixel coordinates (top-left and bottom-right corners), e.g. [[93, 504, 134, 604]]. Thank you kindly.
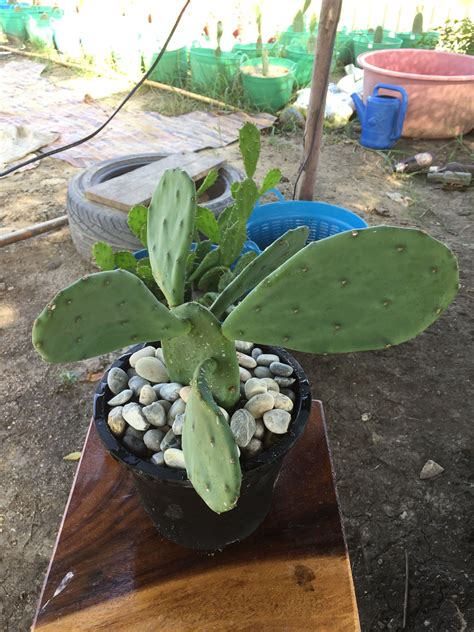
[[32, 126, 459, 549], [398, 9, 439, 50]]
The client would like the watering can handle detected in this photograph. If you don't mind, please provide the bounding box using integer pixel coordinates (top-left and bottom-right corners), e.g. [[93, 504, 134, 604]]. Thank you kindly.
[[255, 188, 285, 207], [373, 83, 408, 140]]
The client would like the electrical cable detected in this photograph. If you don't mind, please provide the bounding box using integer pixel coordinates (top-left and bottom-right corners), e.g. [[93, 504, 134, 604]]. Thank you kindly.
[[0, 0, 191, 178]]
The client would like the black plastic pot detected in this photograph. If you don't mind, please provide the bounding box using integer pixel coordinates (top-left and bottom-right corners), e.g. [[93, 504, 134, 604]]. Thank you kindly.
[[93, 344, 311, 551]]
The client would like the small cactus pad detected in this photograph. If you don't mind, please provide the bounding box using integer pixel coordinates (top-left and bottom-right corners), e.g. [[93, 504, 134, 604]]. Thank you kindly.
[[32, 270, 190, 363], [182, 359, 242, 514], [239, 123, 260, 178], [211, 226, 309, 318], [162, 302, 240, 408], [222, 227, 459, 354], [148, 169, 196, 307]]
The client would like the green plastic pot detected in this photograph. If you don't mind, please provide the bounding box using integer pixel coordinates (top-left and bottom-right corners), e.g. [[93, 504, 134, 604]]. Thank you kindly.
[[333, 29, 353, 66], [278, 26, 309, 48], [397, 31, 439, 49], [232, 41, 281, 59], [0, 6, 27, 39], [286, 45, 314, 87], [147, 47, 188, 86], [190, 45, 242, 94], [240, 57, 297, 112], [353, 32, 403, 66], [25, 9, 62, 48]]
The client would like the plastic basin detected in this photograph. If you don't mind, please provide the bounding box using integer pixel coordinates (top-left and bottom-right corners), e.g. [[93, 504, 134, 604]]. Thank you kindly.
[[146, 47, 188, 86], [286, 45, 314, 87], [359, 49, 474, 138], [240, 57, 297, 112], [190, 46, 241, 93], [246, 189, 368, 249], [352, 33, 402, 66]]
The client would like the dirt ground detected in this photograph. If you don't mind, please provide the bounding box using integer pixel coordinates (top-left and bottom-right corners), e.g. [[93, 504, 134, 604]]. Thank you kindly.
[[1, 62, 473, 632]]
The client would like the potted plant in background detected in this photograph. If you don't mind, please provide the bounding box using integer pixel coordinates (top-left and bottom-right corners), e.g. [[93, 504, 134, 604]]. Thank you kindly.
[[278, 0, 312, 49], [32, 124, 459, 551], [286, 12, 318, 88], [352, 25, 403, 65], [397, 9, 439, 50], [240, 11, 297, 112], [232, 6, 280, 61]]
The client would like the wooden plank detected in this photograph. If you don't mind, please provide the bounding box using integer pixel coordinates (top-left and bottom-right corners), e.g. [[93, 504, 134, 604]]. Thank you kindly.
[[32, 401, 360, 632], [85, 153, 226, 212]]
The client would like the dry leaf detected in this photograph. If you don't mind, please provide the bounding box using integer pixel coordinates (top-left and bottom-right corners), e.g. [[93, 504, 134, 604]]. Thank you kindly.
[[86, 371, 103, 382], [63, 451, 82, 461]]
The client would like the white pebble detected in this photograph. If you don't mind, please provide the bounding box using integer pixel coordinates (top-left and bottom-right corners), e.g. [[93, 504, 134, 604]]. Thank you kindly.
[[139, 384, 157, 406], [155, 347, 166, 364], [122, 402, 150, 431], [235, 340, 254, 354], [254, 366, 272, 378], [143, 428, 165, 451], [128, 375, 150, 396], [239, 366, 252, 382], [261, 377, 280, 392], [172, 413, 185, 435], [236, 351, 257, 369], [269, 361, 294, 377], [168, 398, 186, 423], [254, 419, 265, 439], [107, 367, 128, 395], [129, 346, 156, 368], [281, 388, 295, 402], [230, 409, 256, 447], [245, 392, 274, 418], [164, 448, 186, 469], [157, 399, 171, 413], [142, 402, 167, 427], [272, 393, 294, 412], [274, 376, 296, 387], [251, 347, 263, 360], [135, 357, 169, 383], [244, 377, 267, 399], [108, 389, 133, 406], [263, 409, 291, 434], [107, 407, 126, 436], [218, 406, 230, 422], [242, 437, 263, 457], [151, 451, 165, 466], [257, 353, 279, 367], [179, 386, 191, 403], [160, 383, 183, 402]]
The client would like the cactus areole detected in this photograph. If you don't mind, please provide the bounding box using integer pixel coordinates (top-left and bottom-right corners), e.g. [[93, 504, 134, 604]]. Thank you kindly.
[[33, 163, 459, 525]]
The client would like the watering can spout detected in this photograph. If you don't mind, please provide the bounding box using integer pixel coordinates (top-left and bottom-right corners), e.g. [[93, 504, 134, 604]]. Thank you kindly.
[[351, 92, 365, 123]]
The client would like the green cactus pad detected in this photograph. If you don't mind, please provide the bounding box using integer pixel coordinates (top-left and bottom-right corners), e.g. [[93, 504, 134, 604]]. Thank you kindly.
[[211, 226, 309, 318], [148, 169, 196, 307], [239, 123, 260, 178], [222, 227, 459, 354], [162, 302, 240, 408], [32, 270, 190, 363], [182, 359, 242, 514]]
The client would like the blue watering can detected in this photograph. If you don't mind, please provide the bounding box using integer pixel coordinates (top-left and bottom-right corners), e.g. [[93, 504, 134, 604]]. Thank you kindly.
[[351, 83, 408, 150]]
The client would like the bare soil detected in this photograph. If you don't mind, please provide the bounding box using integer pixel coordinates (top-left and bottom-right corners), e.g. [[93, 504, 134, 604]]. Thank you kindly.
[[1, 65, 473, 631], [241, 64, 290, 77]]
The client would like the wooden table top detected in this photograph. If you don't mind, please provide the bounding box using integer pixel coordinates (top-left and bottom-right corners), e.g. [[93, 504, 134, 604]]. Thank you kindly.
[[32, 400, 360, 631]]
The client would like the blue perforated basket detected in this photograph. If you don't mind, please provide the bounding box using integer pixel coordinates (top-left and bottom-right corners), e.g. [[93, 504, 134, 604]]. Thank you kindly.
[[247, 189, 368, 249]]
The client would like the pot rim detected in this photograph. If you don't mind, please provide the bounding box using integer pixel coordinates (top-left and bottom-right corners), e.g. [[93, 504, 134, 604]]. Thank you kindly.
[[358, 49, 474, 83], [93, 343, 312, 484]]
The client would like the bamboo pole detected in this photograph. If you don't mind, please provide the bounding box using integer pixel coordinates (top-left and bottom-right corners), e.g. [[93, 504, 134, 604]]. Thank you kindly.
[[0, 215, 68, 248], [0, 45, 238, 111], [297, 0, 342, 201]]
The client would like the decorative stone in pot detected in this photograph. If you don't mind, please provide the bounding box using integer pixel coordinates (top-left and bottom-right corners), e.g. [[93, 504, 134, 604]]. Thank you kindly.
[[94, 343, 311, 550]]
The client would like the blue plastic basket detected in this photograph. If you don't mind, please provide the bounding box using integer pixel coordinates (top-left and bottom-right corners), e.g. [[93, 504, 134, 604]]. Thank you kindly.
[[247, 189, 368, 249], [134, 240, 261, 268]]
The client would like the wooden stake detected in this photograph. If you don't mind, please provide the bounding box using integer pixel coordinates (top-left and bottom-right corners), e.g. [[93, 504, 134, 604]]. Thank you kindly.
[[0, 215, 68, 248], [297, 0, 342, 201]]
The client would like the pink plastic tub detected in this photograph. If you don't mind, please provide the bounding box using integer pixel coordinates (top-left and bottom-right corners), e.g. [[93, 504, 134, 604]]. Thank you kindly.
[[358, 49, 474, 139]]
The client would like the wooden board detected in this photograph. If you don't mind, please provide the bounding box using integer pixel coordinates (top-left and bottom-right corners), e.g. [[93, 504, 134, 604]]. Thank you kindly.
[[84, 153, 226, 212], [32, 401, 360, 632]]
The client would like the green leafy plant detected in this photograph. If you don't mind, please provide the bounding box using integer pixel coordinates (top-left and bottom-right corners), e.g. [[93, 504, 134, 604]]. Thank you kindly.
[[93, 124, 281, 303], [34, 163, 459, 513], [292, 0, 312, 33], [306, 13, 318, 53], [435, 18, 474, 56], [373, 25, 384, 44]]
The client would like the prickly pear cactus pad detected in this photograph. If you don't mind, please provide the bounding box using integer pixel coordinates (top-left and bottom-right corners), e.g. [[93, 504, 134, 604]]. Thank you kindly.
[[162, 302, 240, 408], [32, 270, 190, 363], [211, 226, 310, 318], [148, 169, 196, 308], [222, 227, 459, 354], [182, 359, 242, 514]]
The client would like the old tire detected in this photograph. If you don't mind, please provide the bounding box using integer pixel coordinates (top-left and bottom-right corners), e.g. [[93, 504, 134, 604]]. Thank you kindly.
[[67, 153, 243, 260]]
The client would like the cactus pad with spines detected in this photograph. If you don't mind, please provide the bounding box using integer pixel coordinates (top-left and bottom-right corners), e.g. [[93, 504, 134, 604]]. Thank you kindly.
[[147, 169, 196, 307], [412, 12, 423, 34], [239, 122, 260, 178], [182, 359, 242, 514], [211, 226, 309, 318], [32, 270, 190, 363], [374, 26, 384, 43], [222, 227, 459, 354], [162, 302, 240, 408]]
